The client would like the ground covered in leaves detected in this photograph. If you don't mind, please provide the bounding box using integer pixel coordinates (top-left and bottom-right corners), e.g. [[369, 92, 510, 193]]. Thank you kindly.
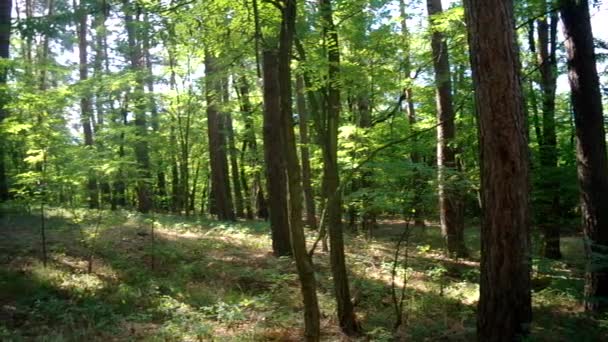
[[0, 206, 606, 341]]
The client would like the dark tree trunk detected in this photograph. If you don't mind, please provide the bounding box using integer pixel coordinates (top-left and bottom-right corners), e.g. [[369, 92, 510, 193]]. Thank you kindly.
[[205, 51, 235, 221], [277, 2, 321, 340], [560, 0, 608, 313], [262, 50, 292, 256], [77, 0, 99, 209], [224, 82, 245, 218], [296, 76, 317, 229], [464, 1, 532, 340], [0, 0, 12, 201], [235, 75, 255, 219], [319, 0, 360, 335], [123, 0, 152, 213], [536, 3, 561, 259], [427, 0, 466, 258]]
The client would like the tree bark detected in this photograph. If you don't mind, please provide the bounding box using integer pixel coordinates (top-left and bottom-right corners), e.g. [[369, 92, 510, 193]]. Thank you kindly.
[[205, 51, 235, 221], [560, 0, 608, 313], [463, 0, 532, 340], [224, 79, 245, 218], [319, 0, 360, 335], [262, 50, 292, 256], [427, 0, 467, 258]]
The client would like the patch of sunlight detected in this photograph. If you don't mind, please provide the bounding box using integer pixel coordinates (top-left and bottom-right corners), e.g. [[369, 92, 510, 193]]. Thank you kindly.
[[31, 263, 105, 296]]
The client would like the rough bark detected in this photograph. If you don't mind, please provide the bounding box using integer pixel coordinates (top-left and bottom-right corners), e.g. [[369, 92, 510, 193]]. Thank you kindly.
[[319, 0, 360, 335], [0, 0, 12, 201], [205, 51, 235, 221], [427, 0, 466, 258], [463, 0, 532, 340], [262, 50, 292, 256], [560, 0, 608, 313]]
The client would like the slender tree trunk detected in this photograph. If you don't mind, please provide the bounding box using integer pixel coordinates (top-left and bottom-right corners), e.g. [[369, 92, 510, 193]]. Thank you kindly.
[[0, 0, 12, 201], [560, 0, 608, 314], [427, 0, 466, 258], [400, 0, 424, 227], [296, 76, 317, 229], [76, 0, 99, 209], [536, 4, 561, 259], [277, 2, 321, 340], [123, 0, 152, 213], [205, 51, 235, 221], [262, 50, 292, 256], [319, 0, 360, 335], [464, 1, 532, 340], [224, 79, 245, 218]]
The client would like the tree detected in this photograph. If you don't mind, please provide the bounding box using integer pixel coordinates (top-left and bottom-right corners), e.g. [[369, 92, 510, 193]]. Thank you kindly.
[[560, 0, 608, 313], [463, 0, 532, 340], [318, 0, 360, 335], [0, 0, 12, 201], [76, 0, 99, 209], [427, 0, 467, 258], [205, 50, 235, 221]]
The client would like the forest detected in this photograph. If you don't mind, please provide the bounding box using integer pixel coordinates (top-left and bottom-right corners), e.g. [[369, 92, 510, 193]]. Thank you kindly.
[[1, 0, 608, 340]]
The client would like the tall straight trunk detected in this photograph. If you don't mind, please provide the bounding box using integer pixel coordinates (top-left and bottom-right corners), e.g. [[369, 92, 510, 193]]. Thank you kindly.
[[277, 2, 321, 340], [262, 51, 292, 256], [123, 0, 152, 213], [76, 0, 99, 209], [205, 51, 235, 221], [235, 74, 256, 219], [560, 0, 608, 313], [319, 0, 360, 335], [400, 0, 424, 227], [224, 79, 245, 218], [0, 0, 12, 201], [296, 76, 317, 229], [536, 5, 561, 259], [464, 1, 532, 340], [427, 0, 466, 257]]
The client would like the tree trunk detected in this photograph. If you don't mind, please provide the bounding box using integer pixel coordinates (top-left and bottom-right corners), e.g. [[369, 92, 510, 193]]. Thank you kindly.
[[262, 50, 292, 256], [224, 80, 245, 218], [427, 0, 466, 258], [123, 0, 152, 213], [296, 76, 317, 229], [400, 0, 424, 227], [560, 0, 608, 314], [76, 0, 99, 209], [464, 1, 532, 340], [536, 3, 561, 259], [319, 0, 360, 335], [277, 2, 321, 340], [205, 51, 235, 221], [0, 0, 12, 201]]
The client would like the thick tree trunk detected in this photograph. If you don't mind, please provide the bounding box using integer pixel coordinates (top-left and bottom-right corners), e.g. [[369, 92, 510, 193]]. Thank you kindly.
[[464, 1, 532, 340], [77, 0, 99, 209], [427, 0, 466, 258], [262, 50, 292, 256], [0, 0, 12, 201], [205, 51, 235, 221], [296, 76, 317, 229], [536, 5, 561, 259], [560, 0, 608, 314], [123, 0, 152, 213], [319, 0, 360, 335]]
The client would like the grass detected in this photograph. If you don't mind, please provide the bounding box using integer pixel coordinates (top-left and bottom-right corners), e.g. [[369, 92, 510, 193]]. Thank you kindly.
[[0, 206, 606, 341]]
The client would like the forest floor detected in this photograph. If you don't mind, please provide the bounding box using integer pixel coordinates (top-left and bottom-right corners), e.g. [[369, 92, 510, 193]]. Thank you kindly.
[[0, 206, 606, 341]]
